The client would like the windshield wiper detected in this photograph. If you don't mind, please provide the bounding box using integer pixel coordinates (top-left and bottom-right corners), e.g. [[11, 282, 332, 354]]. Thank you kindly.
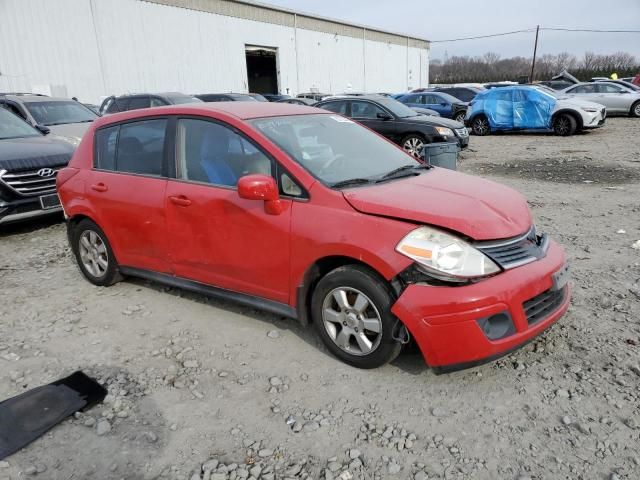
[[331, 178, 373, 189], [377, 163, 432, 182]]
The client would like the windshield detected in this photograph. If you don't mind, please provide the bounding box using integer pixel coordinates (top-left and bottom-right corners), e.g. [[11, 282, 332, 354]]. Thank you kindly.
[[231, 95, 257, 101], [376, 97, 421, 118], [169, 96, 203, 105], [25, 101, 97, 125], [250, 114, 419, 186], [0, 108, 41, 140], [533, 85, 561, 98]]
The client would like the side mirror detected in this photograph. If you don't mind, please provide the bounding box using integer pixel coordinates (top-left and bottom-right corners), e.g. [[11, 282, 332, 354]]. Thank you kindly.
[[35, 124, 50, 135], [237, 174, 283, 215], [376, 112, 393, 120]]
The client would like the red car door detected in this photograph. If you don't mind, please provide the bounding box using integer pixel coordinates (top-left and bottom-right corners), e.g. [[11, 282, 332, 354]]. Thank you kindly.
[[165, 117, 292, 304], [88, 118, 171, 273]]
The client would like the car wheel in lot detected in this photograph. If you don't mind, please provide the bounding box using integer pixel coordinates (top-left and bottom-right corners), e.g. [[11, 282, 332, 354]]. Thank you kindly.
[[72, 219, 122, 286], [454, 112, 466, 123], [311, 265, 402, 369], [471, 116, 490, 136], [401, 135, 425, 158], [631, 101, 640, 118], [552, 113, 577, 136]]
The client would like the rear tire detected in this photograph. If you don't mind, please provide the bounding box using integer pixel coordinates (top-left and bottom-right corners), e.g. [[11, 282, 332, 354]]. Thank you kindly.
[[311, 265, 402, 369], [71, 219, 122, 287], [552, 113, 577, 136], [471, 115, 490, 136], [631, 101, 640, 118]]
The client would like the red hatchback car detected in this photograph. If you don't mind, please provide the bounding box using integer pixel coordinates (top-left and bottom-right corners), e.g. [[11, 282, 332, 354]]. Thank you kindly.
[[57, 103, 571, 370]]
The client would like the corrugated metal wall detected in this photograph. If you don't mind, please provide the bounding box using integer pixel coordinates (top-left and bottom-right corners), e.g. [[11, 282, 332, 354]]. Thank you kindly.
[[0, 0, 429, 103]]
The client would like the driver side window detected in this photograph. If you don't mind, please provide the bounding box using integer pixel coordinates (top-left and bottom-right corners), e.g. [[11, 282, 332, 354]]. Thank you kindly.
[[351, 101, 386, 119], [176, 118, 273, 188]]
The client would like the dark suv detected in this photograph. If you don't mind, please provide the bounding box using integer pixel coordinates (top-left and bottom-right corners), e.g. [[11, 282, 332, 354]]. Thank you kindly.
[[430, 86, 484, 103], [0, 108, 74, 225], [100, 92, 201, 114], [315, 95, 464, 156]]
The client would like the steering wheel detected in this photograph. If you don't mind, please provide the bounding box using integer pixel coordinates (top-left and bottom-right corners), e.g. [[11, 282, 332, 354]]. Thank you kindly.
[[320, 153, 347, 173]]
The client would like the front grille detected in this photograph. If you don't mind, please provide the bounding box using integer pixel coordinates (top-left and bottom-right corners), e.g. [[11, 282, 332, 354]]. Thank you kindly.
[[0, 167, 62, 196], [523, 286, 567, 325], [455, 127, 468, 137], [476, 227, 548, 270]]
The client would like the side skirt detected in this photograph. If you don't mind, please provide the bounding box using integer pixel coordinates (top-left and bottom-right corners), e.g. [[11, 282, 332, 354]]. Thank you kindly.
[[119, 266, 298, 320]]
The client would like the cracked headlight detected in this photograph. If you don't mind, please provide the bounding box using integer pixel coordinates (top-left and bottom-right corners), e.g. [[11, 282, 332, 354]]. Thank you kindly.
[[396, 226, 500, 281]]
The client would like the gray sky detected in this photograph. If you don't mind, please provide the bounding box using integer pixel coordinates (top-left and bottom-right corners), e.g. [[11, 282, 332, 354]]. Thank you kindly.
[[263, 0, 640, 61]]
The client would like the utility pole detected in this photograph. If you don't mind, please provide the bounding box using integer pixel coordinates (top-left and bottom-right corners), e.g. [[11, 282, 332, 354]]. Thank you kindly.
[[530, 25, 540, 83]]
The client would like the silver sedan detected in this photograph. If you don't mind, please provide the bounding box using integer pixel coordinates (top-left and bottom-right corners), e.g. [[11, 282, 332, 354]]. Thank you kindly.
[[561, 82, 640, 117]]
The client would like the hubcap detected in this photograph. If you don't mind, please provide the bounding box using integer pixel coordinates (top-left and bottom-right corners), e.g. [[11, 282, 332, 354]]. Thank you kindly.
[[79, 230, 108, 278], [403, 137, 424, 158], [321, 287, 383, 356], [635, 104, 640, 116]]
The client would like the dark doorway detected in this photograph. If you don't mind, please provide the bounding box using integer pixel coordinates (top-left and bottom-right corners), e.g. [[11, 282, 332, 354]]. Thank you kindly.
[[245, 46, 278, 94]]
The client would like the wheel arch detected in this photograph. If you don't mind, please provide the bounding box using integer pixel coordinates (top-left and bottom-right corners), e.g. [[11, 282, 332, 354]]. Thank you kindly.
[[552, 109, 583, 130], [66, 213, 120, 263], [295, 255, 394, 326]]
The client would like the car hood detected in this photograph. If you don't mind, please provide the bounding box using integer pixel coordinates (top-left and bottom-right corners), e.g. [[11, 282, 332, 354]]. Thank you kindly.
[[557, 97, 607, 109], [342, 168, 532, 241], [0, 135, 74, 170], [47, 122, 92, 140], [407, 115, 464, 129]]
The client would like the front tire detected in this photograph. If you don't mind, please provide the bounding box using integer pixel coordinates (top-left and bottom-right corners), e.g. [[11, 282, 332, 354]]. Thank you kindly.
[[454, 111, 466, 123], [552, 113, 577, 136], [71, 219, 122, 286], [471, 115, 490, 135], [630, 101, 640, 118], [311, 265, 402, 369], [401, 134, 426, 159]]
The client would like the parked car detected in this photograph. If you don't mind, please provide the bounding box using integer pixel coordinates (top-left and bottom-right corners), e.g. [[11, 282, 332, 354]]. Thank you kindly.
[[315, 95, 464, 155], [393, 92, 468, 123], [57, 102, 570, 370], [277, 98, 317, 106], [411, 107, 441, 117], [262, 94, 291, 102], [0, 94, 98, 144], [297, 93, 331, 101], [466, 85, 606, 136], [537, 80, 575, 91], [561, 82, 640, 117], [83, 104, 101, 115], [100, 93, 201, 114], [249, 93, 269, 102], [196, 93, 257, 102], [590, 79, 640, 92], [0, 108, 74, 225], [430, 86, 484, 103]]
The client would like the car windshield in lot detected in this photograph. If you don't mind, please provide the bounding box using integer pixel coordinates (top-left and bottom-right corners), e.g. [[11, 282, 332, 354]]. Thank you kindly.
[[0, 108, 41, 139], [250, 113, 418, 186], [25, 101, 97, 126], [168, 95, 203, 105], [376, 97, 422, 118]]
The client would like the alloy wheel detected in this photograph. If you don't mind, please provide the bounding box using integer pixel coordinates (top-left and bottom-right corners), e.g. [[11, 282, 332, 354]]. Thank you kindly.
[[321, 287, 383, 356], [403, 137, 424, 158], [555, 117, 570, 135], [473, 117, 489, 135], [634, 103, 640, 117], [455, 113, 466, 123], [79, 230, 109, 278]]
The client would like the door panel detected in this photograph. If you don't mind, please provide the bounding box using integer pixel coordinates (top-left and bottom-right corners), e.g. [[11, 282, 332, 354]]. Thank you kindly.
[[165, 182, 292, 302], [350, 101, 397, 141]]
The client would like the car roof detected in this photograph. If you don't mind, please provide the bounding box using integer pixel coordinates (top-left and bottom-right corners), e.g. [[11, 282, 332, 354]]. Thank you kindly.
[[3, 95, 75, 103], [93, 102, 325, 126]]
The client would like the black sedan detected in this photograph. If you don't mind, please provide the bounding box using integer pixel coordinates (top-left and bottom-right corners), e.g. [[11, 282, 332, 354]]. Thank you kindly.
[[315, 95, 467, 156]]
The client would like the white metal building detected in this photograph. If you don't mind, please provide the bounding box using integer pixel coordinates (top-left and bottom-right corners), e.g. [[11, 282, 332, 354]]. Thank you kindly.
[[0, 0, 429, 104]]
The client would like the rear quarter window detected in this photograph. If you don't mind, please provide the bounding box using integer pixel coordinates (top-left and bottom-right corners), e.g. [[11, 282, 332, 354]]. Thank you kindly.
[[95, 126, 119, 170]]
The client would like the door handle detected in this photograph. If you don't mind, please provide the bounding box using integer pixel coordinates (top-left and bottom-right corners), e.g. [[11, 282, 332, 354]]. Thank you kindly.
[[169, 195, 192, 207], [91, 183, 108, 192]]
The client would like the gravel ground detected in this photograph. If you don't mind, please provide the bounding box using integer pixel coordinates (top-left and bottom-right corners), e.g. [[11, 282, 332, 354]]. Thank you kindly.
[[1, 118, 639, 480]]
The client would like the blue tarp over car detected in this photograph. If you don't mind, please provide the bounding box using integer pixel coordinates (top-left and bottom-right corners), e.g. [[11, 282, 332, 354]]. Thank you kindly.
[[473, 86, 557, 130]]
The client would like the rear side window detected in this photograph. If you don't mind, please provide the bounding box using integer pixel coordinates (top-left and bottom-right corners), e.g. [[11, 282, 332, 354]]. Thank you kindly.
[[95, 126, 119, 170], [127, 97, 151, 110], [94, 119, 167, 176]]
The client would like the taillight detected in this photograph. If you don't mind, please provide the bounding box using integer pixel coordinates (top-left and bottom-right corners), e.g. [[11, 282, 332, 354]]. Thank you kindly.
[[56, 167, 80, 189]]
